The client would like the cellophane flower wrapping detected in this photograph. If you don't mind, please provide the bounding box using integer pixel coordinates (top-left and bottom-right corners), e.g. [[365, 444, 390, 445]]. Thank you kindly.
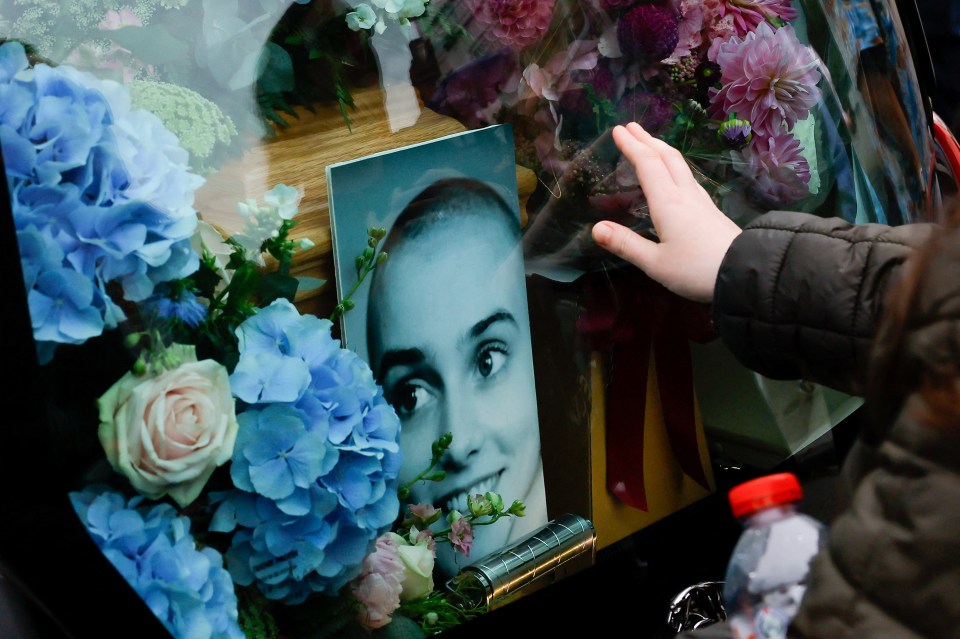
[[420, 0, 933, 277]]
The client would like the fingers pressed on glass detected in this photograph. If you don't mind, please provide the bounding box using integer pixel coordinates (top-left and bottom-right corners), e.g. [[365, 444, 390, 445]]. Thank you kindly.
[[611, 125, 676, 201], [624, 122, 699, 191]]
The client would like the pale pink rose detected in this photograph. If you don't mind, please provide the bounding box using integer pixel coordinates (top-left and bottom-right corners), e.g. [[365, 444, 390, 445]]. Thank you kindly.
[[97, 344, 238, 507]]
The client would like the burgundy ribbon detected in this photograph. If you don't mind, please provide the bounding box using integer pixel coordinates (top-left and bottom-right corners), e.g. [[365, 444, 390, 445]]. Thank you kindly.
[[578, 268, 715, 511]]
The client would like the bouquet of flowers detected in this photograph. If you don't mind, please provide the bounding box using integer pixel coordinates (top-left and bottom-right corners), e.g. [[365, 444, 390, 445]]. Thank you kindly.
[[410, 0, 834, 276], [3, 38, 524, 638], [423, 0, 823, 203]]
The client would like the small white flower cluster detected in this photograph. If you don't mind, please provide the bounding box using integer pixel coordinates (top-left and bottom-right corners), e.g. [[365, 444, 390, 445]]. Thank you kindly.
[[345, 0, 428, 34], [232, 184, 312, 264]]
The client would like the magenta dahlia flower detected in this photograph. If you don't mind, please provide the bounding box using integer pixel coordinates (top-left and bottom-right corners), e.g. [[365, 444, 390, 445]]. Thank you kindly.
[[717, 0, 798, 38], [467, 0, 557, 51], [738, 130, 811, 206], [709, 22, 821, 137]]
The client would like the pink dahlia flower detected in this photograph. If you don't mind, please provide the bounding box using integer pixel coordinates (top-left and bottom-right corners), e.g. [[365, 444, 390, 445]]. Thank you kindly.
[[717, 0, 797, 38], [738, 130, 811, 206], [467, 0, 557, 51], [709, 22, 821, 137]]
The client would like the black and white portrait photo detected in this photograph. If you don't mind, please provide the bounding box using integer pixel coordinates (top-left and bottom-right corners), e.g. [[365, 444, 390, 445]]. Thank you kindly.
[[327, 125, 549, 580]]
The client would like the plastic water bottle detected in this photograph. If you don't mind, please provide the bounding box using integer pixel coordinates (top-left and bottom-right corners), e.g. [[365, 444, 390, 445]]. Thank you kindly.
[[723, 472, 828, 639]]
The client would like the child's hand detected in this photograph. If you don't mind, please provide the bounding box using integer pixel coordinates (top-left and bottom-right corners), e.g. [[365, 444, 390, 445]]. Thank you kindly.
[[591, 123, 742, 303]]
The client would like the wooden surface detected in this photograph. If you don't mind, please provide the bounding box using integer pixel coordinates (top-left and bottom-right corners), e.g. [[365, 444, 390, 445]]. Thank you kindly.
[[194, 84, 538, 317]]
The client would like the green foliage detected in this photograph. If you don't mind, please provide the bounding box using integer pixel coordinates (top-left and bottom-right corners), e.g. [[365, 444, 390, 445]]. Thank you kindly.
[[396, 591, 486, 636], [238, 587, 281, 639], [330, 227, 388, 323], [261, 3, 371, 132], [585, 84, 618, 134]]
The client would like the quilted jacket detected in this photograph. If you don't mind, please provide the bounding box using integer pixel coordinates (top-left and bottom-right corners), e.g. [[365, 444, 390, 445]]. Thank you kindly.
[[688, 210, 960, 639]]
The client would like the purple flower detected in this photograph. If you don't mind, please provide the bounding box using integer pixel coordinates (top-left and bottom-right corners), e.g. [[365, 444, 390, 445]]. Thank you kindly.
[[429, 52, 521, 129], [617, 4, 681, 62], [144, 286, 207, 328], [709, 22, 821, 137], [617, 91, 676, 134], [719, 116, 753, 148], [559, 63, 619, 118], [737, 130, 811, 206]]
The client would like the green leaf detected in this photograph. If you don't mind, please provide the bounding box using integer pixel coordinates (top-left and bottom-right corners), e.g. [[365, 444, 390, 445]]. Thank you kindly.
[[258, 42, 296, 94], [258, 272, 300, 305], [237, 586, 280, 639], [192, 263, 222, 300], [223, 262, 261, 316]]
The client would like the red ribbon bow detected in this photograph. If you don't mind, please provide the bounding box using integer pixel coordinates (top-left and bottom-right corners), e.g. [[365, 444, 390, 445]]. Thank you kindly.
[[577, 267, 716, 511]]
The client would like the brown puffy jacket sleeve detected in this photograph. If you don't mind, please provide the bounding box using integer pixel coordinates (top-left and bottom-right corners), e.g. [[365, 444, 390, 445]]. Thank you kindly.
[[712, 210, 936, 395]]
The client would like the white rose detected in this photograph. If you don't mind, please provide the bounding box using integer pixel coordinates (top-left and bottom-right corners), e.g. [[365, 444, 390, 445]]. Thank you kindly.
[[385, 532, 435, 601], [98, 344, 239, 507]]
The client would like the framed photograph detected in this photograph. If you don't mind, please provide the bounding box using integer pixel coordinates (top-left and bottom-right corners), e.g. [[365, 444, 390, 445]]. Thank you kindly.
[[327, 124, 550, 581]]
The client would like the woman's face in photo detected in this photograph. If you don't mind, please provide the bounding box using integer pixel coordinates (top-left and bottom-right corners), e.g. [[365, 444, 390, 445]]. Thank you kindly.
[[368, 210, 542, 574]]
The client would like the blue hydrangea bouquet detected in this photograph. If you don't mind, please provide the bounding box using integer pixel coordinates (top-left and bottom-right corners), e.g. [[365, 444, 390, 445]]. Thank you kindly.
[[2, 36, 523, 638]]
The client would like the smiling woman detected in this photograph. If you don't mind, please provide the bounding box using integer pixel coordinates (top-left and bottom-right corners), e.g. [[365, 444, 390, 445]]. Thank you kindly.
[[366, 177, 549, 580]]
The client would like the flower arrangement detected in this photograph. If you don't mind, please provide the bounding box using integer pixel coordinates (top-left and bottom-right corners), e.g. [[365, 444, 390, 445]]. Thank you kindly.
[[3, 38, 525, 638], [424, 0, 825, 218], [4, 0, 917, 636], [1, 0, 829, 217]]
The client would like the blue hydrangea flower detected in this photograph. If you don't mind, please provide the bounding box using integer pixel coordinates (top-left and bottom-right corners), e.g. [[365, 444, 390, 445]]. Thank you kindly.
[[2, 41, 202, 363], [69, 486, 244, 639], [214, 299, 402, 602], [230, 404, 337, 507]]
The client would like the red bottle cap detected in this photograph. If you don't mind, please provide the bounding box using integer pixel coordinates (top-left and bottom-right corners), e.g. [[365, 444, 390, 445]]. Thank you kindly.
[[728, 472, 804, 519]]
